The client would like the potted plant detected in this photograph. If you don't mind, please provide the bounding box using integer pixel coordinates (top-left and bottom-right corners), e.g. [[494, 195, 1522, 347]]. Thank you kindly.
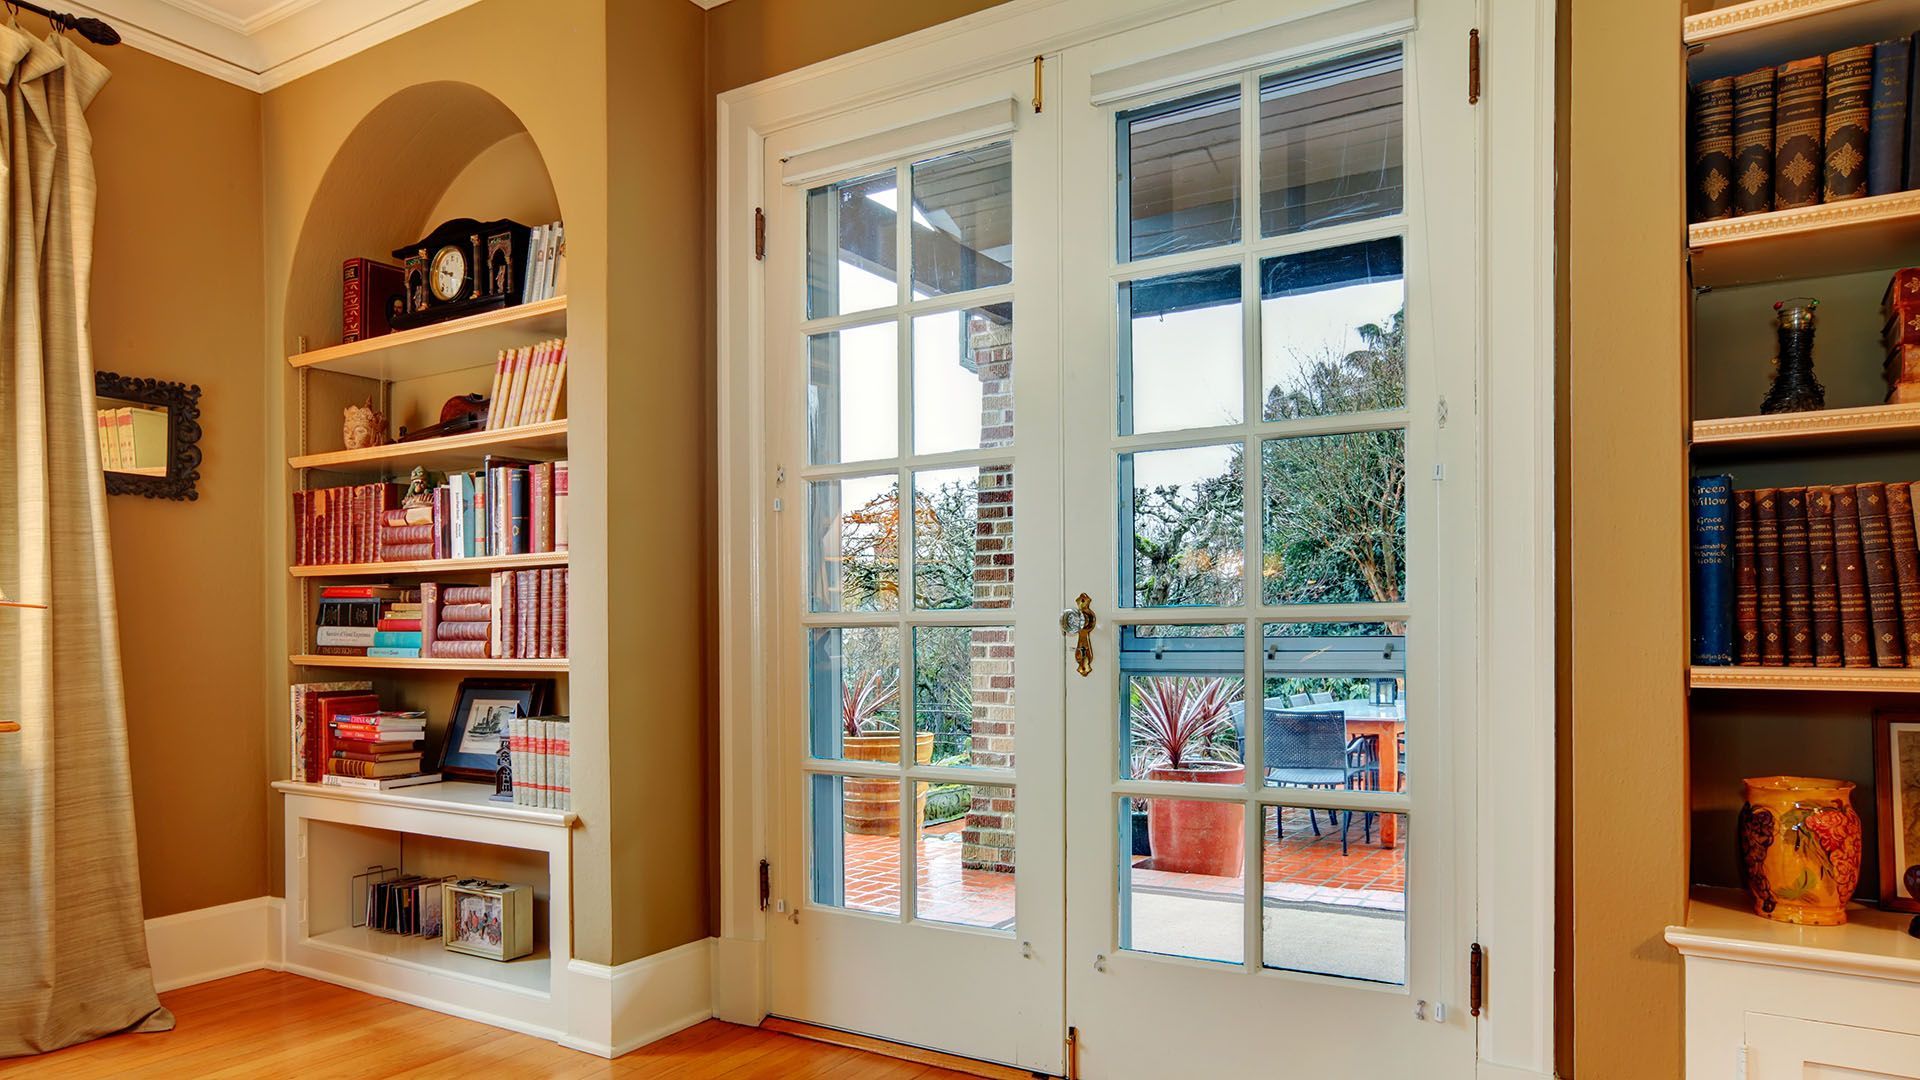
[[1130, 676, 1245, 876], [839, 670, 936, 835]]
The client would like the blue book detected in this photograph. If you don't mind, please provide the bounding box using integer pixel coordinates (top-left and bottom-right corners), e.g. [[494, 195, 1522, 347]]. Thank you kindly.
[[507, 467, 530, 555], [1871, 39, 1910, 194], [365, 646, 421, 658], [372, 631, 423, 648], [1693, 475, 1736, 665]]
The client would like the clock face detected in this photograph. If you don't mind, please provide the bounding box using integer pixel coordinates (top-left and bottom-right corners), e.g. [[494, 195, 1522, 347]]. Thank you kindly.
[[429, 245, 467, 302]]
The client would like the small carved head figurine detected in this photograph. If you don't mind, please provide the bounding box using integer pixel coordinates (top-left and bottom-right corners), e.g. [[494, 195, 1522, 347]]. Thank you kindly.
[[401, 465, 433, 509], [343, 399, 387, 450]]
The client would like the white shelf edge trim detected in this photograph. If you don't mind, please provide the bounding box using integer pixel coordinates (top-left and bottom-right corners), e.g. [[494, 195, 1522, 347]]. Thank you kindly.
[[272, 780, 576, 828], [1664, 924, 1920, 985]]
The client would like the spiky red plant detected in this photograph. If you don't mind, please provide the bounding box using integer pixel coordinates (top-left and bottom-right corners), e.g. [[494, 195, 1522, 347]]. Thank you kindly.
[[1129, 676, 1243, 773], [842, 669, 901, 738]]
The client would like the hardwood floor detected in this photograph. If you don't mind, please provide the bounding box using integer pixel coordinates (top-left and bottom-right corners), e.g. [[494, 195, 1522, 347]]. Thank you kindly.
[[0, 970, 977, 1079]]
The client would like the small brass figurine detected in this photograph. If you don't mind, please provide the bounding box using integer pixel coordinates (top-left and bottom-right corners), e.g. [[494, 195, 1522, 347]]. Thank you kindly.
[[400, 465, 433, 510], [1760, 297, 1825, 414]]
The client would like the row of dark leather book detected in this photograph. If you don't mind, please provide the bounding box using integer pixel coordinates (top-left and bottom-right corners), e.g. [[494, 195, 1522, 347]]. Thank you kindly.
[[1688, 38, 1916, 223], [1692, 478, 1920, 667]]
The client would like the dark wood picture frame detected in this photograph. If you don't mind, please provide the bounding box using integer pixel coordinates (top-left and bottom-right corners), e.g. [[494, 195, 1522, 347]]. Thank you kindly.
[[1873, 710, 1920, 914], [95, 370, 202, 502], [437, 678, 554, 782]]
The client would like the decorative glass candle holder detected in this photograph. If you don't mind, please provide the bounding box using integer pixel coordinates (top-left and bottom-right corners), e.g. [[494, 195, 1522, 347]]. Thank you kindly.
[[1759, 297, 1825, 414]]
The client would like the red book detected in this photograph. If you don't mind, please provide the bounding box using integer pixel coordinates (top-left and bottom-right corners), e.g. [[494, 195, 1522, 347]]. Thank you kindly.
[[531, 463, 553, 553], [342, 258, 405, 343], [1887, 303, 1920, 350], [433, 486, 449, 561], [377, 618, 422, 631], [420, 582, 439, 660], [311, 693, 381, 782], [1885, 268, 1920, 309]]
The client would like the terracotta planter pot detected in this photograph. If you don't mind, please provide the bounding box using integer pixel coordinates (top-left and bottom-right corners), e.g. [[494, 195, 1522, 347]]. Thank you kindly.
[[1143, 763, 1246, 876], [1739, 775, 1862, 926], [842, 732, 936, 836]]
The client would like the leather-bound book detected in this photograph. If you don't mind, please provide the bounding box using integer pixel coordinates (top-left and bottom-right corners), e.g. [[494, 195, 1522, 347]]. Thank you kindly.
[[1870, 40, 1911, 195], [1692, 77, 1736, 221], [1823, 45, 1874, 202], [1833, 485, 1875, 666], [1692, 475, 1736, 665], [1779, 487, 1815, 665], [1890, 482, 1920, 664], [1735, 489, 1762, 664], [341, 258, 404, 344], [1774, 56, 1826, 210], [1733, 67, 1777, 215], [1888, 343, 1920, 383], [1756, 488, 1785, 665], [1807, 486, 1844, 666], [1857, 481, 1906, 665]]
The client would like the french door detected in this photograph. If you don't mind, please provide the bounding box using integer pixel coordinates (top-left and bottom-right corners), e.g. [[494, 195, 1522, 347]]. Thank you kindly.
[[762, 2, 1481, 1076]]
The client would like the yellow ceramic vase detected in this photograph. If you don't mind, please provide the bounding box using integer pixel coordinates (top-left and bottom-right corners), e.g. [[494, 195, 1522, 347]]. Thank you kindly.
[[1738, 776, 1862, 926]]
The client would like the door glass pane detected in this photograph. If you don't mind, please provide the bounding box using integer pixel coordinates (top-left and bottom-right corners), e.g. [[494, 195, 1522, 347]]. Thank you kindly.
[[1120, 624, 1246, 780], [1121, 87, 1241, 261], [1120, 796, 1244, 964], [808, 322, 898, 464], [807, 171, 898, 319], [811, 773, 902, 916], [1260, 430, 1405, 605], [914, 625, 1014, 769], [1123, 443, 1245, 607], [914, 465, 1013, 610], [911, 142, 1013, 299], [808, 474, 900, 612], [1258, 46, 1405, 237], [1260, 621, 1407, 793], [808, 625, 901, 761], [914, 305, 1014, 454], [915, 782, 1016, 929], [1260, 239, 1405, 421], [1263, 806, 1406, 984], [1120, 265, 1243, 434]]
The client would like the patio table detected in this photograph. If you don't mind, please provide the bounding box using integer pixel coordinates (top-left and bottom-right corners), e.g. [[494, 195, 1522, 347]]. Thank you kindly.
[[1274, 699, 1405, 849]]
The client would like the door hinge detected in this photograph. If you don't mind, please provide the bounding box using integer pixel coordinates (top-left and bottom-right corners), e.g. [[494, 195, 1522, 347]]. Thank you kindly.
[[1469, 941, 1485, 1017], [758, 858, 771, 911], [1033, 54, 1045, 113], [1467, 29, 1481, 104], [1065, 1025, 1079, 1080], [754, 207, 766, 261]]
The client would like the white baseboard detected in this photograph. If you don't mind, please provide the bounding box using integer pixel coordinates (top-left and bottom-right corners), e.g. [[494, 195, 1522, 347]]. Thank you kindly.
[[144, 896, 279, 992], [711, 935, 766, 1025], [561, 937, 715, 1058]]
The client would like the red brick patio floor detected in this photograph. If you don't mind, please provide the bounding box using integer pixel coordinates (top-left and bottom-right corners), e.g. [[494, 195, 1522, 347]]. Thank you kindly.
[[838, 807, 1404, 926]]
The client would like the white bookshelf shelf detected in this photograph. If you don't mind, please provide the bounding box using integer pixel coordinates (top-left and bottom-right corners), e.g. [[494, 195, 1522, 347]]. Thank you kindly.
[[290, 654, 569, 673], [272, 779, 573, 829], [1685, 0, 1920, 78], [1690, 665, 1920, 692], [288, 296, 567, 381], [1688, 190, 1920, 288], [291, 419, 567, 472], [291, 550, 567, 578], [1667, 887, 1920, 984], [1692, 402, 1920, 453]]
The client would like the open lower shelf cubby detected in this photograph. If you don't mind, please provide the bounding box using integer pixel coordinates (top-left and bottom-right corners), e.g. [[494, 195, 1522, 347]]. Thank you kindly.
[[276, 780, 574, 1034]]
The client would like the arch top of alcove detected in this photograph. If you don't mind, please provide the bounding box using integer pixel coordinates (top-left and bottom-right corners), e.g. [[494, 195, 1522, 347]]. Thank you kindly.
[[283, 80, 560, 356]]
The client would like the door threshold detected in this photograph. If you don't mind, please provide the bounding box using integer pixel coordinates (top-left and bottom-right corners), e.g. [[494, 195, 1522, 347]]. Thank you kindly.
[[759, 1017, 1056, 1080]]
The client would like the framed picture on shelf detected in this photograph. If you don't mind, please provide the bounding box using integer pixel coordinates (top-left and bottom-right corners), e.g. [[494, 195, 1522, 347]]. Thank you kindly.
[[1874, 710, 1920, 914], [437, 678, 554, 781]]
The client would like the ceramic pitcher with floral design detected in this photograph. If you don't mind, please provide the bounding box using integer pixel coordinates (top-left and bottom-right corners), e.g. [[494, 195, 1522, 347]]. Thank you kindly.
[[1738, 775, 1862, 926]]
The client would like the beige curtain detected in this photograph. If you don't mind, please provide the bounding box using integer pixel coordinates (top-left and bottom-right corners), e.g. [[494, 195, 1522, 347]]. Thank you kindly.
[[0, 25, 173, 1057]]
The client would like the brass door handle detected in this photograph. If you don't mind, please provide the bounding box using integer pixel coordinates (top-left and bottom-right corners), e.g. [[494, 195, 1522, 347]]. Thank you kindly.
[[1060, 593, 1096, 677]]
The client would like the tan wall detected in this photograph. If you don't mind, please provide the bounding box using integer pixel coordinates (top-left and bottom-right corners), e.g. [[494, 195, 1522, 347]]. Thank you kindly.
[[705, 0, 1013, 94], [78, 31, 270, 920], [1563, 0, 1688, 1075]]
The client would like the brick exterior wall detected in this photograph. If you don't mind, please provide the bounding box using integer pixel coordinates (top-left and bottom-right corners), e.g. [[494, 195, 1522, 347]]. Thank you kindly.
[[964, 315, 1017, 872]]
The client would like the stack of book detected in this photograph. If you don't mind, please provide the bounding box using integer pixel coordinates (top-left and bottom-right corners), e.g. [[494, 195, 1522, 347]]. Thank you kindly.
[[314, 585, 421, 657], [291, 682, 374, 783], [294, 482, 398, 566], [1885, 268, 1920, 403], [1692, 476, 1920, 668], [380, 500, 439, 563], [523, 219, 564, 303], [418, 570, 569, 660], [485, 338, 566, 429], [509, 715, 571, 810], [1688, 37, 1916, 223], [327, 710, 433, 789], [423, 582, 492, 660]]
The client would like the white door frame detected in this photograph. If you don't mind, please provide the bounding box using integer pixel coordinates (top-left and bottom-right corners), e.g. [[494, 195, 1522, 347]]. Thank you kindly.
[[713, 2, 1557, 1075]]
